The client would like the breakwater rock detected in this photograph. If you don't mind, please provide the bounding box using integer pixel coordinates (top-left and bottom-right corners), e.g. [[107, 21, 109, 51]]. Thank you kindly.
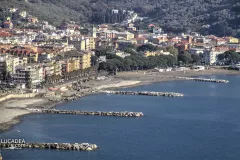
[[0, 142, 97, 151], [43, 93, 84, 102], [101, 90, 184, 97], [27, 108, 144, 117], [172, 76, 229, 83]]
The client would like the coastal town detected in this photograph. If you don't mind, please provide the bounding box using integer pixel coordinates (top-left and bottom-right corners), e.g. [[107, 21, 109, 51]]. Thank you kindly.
[[0, 8, 239, 91], [0, 7, 240, 158]]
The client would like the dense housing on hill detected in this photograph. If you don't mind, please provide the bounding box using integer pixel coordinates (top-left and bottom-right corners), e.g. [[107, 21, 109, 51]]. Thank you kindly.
[[0, 0, 239, 37]]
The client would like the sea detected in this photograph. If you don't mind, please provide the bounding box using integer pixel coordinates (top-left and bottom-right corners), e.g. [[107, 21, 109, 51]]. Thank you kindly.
[[1, 75, 240, 160]]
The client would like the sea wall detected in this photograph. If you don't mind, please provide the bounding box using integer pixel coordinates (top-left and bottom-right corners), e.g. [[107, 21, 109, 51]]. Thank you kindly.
[[27, 109, 144, 117], [102, 90, 184, 97], [0, 93, 38, 103], [0, 142, 97, 151], [171, 76, 229, 83]]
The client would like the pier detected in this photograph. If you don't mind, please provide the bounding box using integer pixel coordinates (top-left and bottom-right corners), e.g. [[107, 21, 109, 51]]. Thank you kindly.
[[171, 76, 229, 83], [101, 90, 184, 97], [27, 108, 144, 117], [0, 142, 97, 151]]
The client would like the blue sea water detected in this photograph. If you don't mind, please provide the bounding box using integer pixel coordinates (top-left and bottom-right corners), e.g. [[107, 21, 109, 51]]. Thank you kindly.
[[1, 75, 240, 160]]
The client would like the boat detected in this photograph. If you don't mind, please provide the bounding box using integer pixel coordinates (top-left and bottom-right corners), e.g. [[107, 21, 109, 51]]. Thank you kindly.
[[4, 146, 22, 150]]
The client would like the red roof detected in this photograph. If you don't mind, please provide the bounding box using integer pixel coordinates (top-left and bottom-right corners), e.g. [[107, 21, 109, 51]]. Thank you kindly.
[[148, 24, 155, 28], [136, 37, 146, 41], [99, 24, 108, 28], [0, 32, 12, 37]]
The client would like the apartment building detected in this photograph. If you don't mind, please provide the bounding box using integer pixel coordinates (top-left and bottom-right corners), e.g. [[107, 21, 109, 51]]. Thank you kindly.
[[0, 55, 19, 82], [12, 64, 44, 88]]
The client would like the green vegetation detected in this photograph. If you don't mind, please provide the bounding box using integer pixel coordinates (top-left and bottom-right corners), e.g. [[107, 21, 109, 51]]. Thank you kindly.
[[0, 0, 239, 37], [97, 45, 203, 71], [218, 51, 240, 65]]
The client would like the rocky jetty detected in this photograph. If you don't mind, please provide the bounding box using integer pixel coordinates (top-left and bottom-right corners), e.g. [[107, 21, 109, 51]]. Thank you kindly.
[[173, 76, 229, 83], [0, 142, 97, 151], [43, 93, 84, 102], [27, 109, 144, 117], [101, 90, 184, 97]]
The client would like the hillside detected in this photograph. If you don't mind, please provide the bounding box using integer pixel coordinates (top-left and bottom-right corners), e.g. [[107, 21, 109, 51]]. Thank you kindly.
[[0, 0, 239, 37]]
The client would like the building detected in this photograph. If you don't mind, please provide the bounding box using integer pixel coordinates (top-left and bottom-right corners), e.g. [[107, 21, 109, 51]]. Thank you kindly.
[[87, 37, 95, 50], [135, 37, 148, 45], [153, 27, 162, 34], [92, 27, 97, 38], [189, 47, 205, 55], [98, 56, 106, 63], [143, 50, 170, 57], [3, 20, 13, 29], [204, 47, 228, 65], [54, 62, 62, 75], [151, 36, 168, 44], [19, 11, 27, 18], [79, 52, 91, 69], [97, 30, 117, 40], [0, 55, 19, 82], [12, 64, 43, 88], [35, 33, 48, 42], [116, 31, 134, 40], [44, 63, 55, 77], [68, 36, 86, 50], [226, 37, 239, 44], [8, 7, 18, 13], [0, 47, 39, 63], [115, 51, 130, 58], [27, 16, 39, 24], [62, 58, 80, 73], [98, 24, 108, 31]]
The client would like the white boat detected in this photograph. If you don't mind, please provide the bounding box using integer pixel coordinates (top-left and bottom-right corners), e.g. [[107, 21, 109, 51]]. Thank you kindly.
[[4, 146, 22, 150]]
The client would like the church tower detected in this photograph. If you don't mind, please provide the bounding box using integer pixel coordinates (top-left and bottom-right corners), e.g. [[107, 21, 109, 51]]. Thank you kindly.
[[92, 26, 97, 38]]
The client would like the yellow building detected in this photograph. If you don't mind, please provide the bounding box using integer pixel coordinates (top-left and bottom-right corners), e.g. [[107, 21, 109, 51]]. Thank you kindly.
[[143, 51, 158, 57], [79, 52, 91, 69], [228, 37, 239, 44], [53, 62, 62, 75], [87, 37, 95, 50], [63, 58, 80, 73], [80, 40, 86, 50], [70, 58, 80, 71], [143, 51, 169, 57], [19, 11, 27, 18]]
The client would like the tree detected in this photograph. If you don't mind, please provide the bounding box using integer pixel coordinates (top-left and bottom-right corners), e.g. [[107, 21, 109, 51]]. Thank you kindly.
[[137, 44, 159, 52], [178, 52, 193, 65], [218, 51, 240, 64], [191, 54, 201, 64], [91, 55, 98, 66], [123, 59, 133, 71], [166, 46, 178, 57]]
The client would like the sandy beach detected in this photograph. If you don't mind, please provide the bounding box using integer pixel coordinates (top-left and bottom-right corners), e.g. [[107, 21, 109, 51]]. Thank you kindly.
[[0, 68, 239, 133], [0, 98, 51, 132]]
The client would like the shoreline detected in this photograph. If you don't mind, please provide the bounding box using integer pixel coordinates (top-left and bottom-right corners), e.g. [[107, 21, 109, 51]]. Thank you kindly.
[[0, 68, 240, 133]]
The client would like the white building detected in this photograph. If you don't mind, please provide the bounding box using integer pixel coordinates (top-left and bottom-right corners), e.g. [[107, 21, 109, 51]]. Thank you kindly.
[[204, 50, 225, 65], [98, 56, 106, 63], [112, 9, 119, 14], [189, 47, 205, 55], [115, 51, 130, 58], [153, 27, 162, 34]]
